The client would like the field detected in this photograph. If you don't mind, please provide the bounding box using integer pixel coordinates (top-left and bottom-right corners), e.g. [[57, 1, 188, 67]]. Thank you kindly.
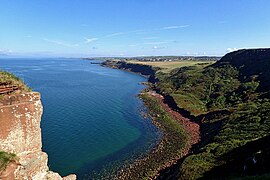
[[126, 60, 215, 73]]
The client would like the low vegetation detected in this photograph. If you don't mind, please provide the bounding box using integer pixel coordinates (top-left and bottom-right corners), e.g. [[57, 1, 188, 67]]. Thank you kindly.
[[156, 63, 240, 115], [0, 71, 31, 97], [115, 94, 189, 179], [0, 151, 17, 172], [153, 49, 270, 179]]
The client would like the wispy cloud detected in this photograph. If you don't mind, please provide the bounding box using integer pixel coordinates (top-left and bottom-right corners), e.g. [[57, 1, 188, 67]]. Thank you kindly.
[[83, 25, 189, 43], [80, 25, 188, 46], [143, 37, 159, 40], [128, 44, 139, 47], [129, 29, 146, 34], [42, 38, 79, 47], [104, 30, 146, 38], [0, 49, 13, 53], [144, 42, 168, 45], [84, 37, 99, 43], [219, 21, 227, 24], [226, 48, 239, 53], [0, 49, 13, 55], [129, 30, 147, 35], [105, 32, 126, 38], [81, 24, 88, 27], [152, 46, 166, 50], [144, 40, 173, 45], [161, 25, 190, 30], [83, 31, 130, 44]]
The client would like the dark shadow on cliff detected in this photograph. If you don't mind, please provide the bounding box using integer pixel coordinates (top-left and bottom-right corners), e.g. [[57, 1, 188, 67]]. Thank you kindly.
[[200, 135, 270, 179], [160, 93, 195, 120]]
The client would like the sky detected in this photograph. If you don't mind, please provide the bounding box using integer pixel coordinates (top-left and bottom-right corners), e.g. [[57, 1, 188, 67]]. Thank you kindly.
[[0, 0, 270, 57]]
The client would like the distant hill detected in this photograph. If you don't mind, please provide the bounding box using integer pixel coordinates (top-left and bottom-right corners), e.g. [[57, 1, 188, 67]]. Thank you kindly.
[[216, 49, 270, 92], [88, 56, 220, 62]]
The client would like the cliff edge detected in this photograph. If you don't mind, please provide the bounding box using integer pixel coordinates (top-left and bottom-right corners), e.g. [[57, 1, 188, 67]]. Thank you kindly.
[[0, 72, 76, 179]]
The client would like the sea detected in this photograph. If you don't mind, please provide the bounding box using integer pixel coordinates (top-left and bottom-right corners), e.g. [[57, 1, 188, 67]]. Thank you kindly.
[[0, 58, 160, 179]]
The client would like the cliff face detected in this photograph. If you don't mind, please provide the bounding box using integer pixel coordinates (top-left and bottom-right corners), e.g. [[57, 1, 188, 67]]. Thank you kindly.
[[102, 60, 159, 83], [0, 92, 76, 180]]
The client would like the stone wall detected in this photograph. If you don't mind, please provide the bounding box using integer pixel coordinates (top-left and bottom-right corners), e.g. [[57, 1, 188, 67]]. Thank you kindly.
[[0, 92, 76, 180]]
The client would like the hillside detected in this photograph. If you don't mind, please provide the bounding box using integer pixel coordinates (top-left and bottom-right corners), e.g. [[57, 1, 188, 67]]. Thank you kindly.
[[155, 49, 270, 179], [217, 49, 270, 92]]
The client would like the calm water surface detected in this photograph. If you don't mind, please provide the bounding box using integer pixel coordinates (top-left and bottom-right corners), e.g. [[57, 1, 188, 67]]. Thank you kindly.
[[0, 58, 160, 178]]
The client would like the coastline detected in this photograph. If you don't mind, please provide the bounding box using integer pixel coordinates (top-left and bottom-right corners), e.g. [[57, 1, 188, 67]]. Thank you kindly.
[[101, 61, 200, 179]]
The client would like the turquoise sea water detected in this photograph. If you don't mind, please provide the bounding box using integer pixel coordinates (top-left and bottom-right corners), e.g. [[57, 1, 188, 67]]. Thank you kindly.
[[0, 58, 160, 178]]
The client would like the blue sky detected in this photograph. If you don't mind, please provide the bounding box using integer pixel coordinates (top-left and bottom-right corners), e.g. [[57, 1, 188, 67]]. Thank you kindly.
[[0, 0, 270, 57]]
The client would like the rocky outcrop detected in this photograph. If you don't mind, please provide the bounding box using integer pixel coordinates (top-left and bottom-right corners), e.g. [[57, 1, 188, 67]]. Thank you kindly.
[[0, 92, 76, 180]]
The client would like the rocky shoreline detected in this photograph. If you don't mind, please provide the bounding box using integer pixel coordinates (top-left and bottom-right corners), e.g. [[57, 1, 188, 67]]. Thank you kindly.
[[101, 60, 201, 179]]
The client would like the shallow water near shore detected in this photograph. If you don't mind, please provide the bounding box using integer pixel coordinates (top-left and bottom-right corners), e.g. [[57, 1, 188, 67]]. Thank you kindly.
[[0, 58, 161, 178]]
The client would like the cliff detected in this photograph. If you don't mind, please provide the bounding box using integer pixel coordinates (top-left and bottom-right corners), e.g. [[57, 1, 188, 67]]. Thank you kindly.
[[0, 74, 76, 179], [102, 60, 159, 83]]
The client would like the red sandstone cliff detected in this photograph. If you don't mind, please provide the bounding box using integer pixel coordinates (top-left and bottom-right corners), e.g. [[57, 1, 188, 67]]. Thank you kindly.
[[0, 92, 76, 180]]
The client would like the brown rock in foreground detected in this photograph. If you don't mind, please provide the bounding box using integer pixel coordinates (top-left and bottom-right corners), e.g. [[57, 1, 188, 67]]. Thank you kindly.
[[0, 92, 76, 180]]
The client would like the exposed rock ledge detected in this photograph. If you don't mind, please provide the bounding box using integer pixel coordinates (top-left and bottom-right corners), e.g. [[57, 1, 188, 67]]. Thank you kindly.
[[0, 92, 76, 180]]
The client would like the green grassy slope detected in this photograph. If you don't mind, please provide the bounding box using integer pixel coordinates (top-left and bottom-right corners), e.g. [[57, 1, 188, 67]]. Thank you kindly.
[[155, 49, 270, 179]]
